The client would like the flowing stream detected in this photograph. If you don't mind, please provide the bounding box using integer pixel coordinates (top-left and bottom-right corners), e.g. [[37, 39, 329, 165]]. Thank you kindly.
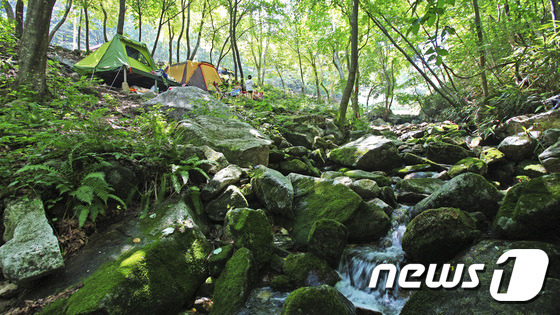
[[335, 206, 411, 314]]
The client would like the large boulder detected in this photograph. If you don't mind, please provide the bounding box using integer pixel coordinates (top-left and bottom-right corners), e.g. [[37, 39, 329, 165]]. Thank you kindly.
[[425, 141, 474, 165], [401, 240, 560, 314], [251, 165, 294, 218], [497, 133, 537, 161], [287, 174, 390, 246], [281, 285, 356, 315], [327, 135, 401, 172], [307, 219, 348, 269], [205, 185, 248, 221], [539, 140, 560, 173], [181, 144, 229, 174], [412, 173, 503, 219], [42, 225, 211, 314], [211, 248, 257, 315], [495, 109, 560, 139], [493, 174, 560, 239], [201, 165, 243, 200], [225, 208, 274, 267], [283, 123, 323, 149], [144, 86, 232, 120], [447, 157, 487, 178], [402, 207, 480, 264], [283, 253, 340, 287], [395, 178, 445, 195], [178, 115, 272, 167], [0, 198, 64, 285]]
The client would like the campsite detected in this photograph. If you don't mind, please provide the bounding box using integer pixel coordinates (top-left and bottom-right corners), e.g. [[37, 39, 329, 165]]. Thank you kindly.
[[1, 0, 560, 314]]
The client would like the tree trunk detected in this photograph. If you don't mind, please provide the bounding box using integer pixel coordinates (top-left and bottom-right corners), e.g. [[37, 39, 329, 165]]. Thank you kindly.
[[337, 0, 358, 126], [189, 1, 207, 60], [176, 0, 186, 62], [151, 0, 167, 56], [77, 9, 82, 51], [101, 2, 108, 42], [296, 38, 305, 94], [551, 0, 560, 33], [84, 5, 90, 53], [16, 0, 56, 95], [1, 0, 14, 21], [49, 0, 73, 43], [332, 49, 345, 80], [473, 0, 489, 97], [138, 10, 142, 41], [15, 0, 23, 39], [275, 65, 285, 89], [168, 20, 174, 65], [186, 0, 192, 59], [117, 0, 126, 35], [311, 54, 321, 101], [351, 69, 360, 119]]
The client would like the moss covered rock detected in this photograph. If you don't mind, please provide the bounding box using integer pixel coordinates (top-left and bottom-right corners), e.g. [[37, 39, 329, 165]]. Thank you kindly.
[[42, 228, 211, 314], [498, 133, 537, 161], [402, 153, 446, 171], [493, 173, 560, 239], [344, 170, 392, 186], [412, 173, 503, 219], [349, 179, 381, 200], [516, 160, 548, 178], [205, 185, 248, 221], [426, 141, 474, 165], [281, 285, 356, 315], [208, 244, 235, 277], [225, 208, 274, 266], [327, 135, 401, 172], [539, 140, 560, 173], [402, 207, 480, 264], [251, 165, 294, 217], [401, 240, 560, 314], [283, 253, 340, 287], [201, 164, 243, 200], [307, 219, 348, 268], [448, 157, 487, 178], [211, 247, 257, 315], [395, 178, 445, 195], [479, 147, 505, 165], [281, 159, 310, 174], [287, 174, 389, 246]]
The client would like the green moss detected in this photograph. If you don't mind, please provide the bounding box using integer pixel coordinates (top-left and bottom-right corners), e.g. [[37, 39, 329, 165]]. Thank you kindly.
[[271, 275, 292, 290], [60, 229, 210, 314], [281, 159, 309, 173], [208, 244, 235, 277], [307, 219, 348, 268], [479, 147, 505, 165], [280, 285, 354, 315], [402, 207, 479, 264], [344, 170, 391, 186], [282, 253, 340, 287], [40, 296, 69, 314], [448, 157, 487, 178], [211, 248, 256, 315], [396, 178, 445, 195], [394, 164, 432, 174], [225, 208, 273, 267], [493, 174, 560, 239]]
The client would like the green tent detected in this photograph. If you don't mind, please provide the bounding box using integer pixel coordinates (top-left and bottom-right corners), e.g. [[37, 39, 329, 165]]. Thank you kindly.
[[73, 34, 156, 75]]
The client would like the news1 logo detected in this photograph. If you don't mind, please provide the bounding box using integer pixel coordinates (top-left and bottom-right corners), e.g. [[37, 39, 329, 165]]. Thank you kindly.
[[368, 249, 549, 302]]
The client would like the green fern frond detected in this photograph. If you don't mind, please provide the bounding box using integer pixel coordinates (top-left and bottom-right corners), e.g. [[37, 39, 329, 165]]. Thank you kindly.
[[75, 204, 90, 228], [71, 185, 94, 205]]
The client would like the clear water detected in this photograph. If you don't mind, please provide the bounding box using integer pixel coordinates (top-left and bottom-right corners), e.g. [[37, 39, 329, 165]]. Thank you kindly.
[[336, 207, 410, 314]]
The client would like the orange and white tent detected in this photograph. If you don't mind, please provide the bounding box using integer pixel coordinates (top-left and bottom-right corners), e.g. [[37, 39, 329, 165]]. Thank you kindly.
[[165, 61, 222, 91]]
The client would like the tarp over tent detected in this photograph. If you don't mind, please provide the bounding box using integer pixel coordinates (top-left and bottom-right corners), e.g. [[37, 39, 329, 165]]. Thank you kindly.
[[72, 34, 178, 90], [165, 61, 222, 91]]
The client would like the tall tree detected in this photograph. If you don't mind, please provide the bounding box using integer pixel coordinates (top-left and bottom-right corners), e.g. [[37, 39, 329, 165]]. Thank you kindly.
[[49, 0, 73, 43], [16, 0, 56, 95], [473, 0, 489, 97], [337, 0, 358, 126], [1, 0, 14, 21], [117, 0, 126, 35], [15, 0, 23, 39]]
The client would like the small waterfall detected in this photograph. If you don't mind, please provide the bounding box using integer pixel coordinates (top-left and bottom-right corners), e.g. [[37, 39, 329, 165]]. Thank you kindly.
[[336, 207, 410, 314]]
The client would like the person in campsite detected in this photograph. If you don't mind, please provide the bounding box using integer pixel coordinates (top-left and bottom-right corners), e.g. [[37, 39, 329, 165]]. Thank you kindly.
[[246, 75, 254, 100], [232, 81, 241, 97]]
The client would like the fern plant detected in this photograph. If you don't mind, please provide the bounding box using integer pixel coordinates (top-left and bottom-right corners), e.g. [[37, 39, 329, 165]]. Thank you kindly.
[[11, 160, 126, 228]]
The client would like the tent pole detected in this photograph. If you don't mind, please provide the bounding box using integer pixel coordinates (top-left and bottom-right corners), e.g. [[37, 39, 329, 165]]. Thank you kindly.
[[122, 66, 130, 94]]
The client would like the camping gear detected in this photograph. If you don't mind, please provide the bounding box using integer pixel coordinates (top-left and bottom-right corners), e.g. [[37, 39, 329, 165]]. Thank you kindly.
[[73, 34, 179, 91], [165, 61, 222, 92]]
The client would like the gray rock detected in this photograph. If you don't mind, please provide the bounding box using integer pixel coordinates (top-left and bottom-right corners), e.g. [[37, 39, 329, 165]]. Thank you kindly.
[[497, 133, 537, 161], [327, 135, 401, 172], [333, 176, 354, 187], [349, 179, 381, 200], [178, 115, 272, 167], [251, 165, 294, 218], [367, 198, 393, 216], [539, 140, 560, 173], [495, 109, 560, 139], [181, 144, 229, 174], [205, 185, 248, 221], [283, 124, 323, 149], [201, 165, 243, 200], [144, 86, 233, 120], [539, 128, 560, 147], [344, 170, 391, 186], [412, 173, 504, 219], [395, 178, 445, 195], [284, 146, 309, 157], [0, 198, 64, 285]]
